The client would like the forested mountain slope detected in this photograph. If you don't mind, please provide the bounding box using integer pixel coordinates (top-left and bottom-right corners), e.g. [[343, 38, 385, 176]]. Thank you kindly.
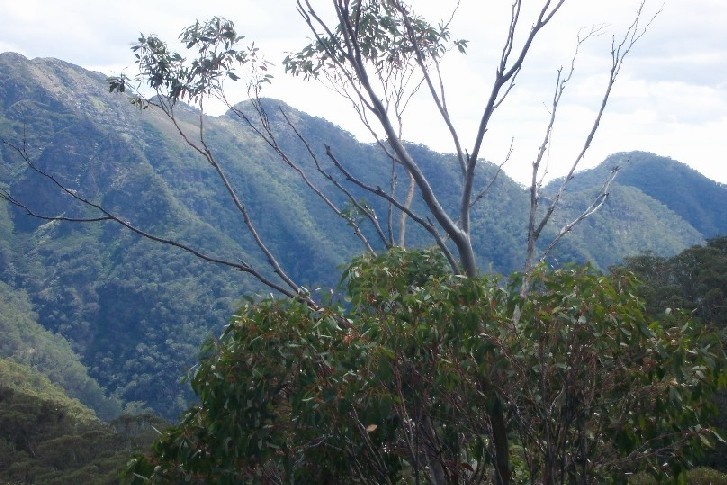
[[0, 52, 724, 417], [0, 279, 121, 419], [0, 358, 163, 484], [546, 151, 727, 238]]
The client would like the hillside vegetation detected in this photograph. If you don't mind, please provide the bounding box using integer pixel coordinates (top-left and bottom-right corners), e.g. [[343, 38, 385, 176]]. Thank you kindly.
[[0, 359, 164, 484]]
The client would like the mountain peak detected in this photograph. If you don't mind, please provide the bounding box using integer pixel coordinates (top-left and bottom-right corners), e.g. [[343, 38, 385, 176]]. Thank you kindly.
[[546, 151, 727, 237]]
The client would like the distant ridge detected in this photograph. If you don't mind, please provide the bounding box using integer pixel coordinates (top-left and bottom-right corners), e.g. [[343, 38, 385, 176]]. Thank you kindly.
[[545, 151, 727, 238]]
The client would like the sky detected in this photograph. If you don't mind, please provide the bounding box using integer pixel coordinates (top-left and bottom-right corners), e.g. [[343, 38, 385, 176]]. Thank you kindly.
[[1, 0, 725, 186]]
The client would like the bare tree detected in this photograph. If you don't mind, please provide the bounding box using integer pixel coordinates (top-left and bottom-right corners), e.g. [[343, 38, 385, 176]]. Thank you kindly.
[[4, 1, 658, 287]]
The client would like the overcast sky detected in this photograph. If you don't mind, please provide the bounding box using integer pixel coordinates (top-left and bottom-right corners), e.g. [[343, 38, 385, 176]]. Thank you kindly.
[[1, 0, 725, 186]]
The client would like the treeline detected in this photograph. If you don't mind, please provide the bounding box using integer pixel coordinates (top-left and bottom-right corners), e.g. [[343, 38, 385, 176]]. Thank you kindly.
[[614, 235, 727, 327]]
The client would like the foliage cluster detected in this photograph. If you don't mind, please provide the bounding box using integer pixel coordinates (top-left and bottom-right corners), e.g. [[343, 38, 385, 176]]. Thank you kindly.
[[111, 17, 271, 105], [284, 0, 467, 80], [125, 249, 724, 483], [614, 236, 727, 471]]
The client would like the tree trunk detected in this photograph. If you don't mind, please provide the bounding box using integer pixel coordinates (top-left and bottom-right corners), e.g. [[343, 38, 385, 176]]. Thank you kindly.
[[491, 398, 511, 485]]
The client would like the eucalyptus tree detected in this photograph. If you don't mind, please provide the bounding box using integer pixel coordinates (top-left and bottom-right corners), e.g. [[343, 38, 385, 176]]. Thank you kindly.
[[123, 250, 724, 484]]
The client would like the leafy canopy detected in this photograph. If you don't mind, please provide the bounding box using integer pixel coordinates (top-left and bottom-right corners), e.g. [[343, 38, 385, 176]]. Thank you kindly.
[[284, 0, 467, 80], [109, 17, 271, 105], [125, 249, 724, 483]]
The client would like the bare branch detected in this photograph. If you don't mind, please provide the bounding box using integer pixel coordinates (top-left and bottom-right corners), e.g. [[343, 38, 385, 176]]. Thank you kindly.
[[278, 107, 389, 249], [464, 0, 567, 238], [394, 2, 467, 176], [1, 139, 311, 303], [525, 1, 658, 272], [169, 102, 304, 295], [324, 145, 459, 273], [468, 0, 567, 165], [470, 140, 513, 210], [296, 0, 475, 276], [539, 165, 620, 262], [225, 100, 383, 253]]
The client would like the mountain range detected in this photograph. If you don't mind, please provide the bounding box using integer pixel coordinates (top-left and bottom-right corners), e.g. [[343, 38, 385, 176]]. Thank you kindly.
[[0, 52, 725, 418]]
